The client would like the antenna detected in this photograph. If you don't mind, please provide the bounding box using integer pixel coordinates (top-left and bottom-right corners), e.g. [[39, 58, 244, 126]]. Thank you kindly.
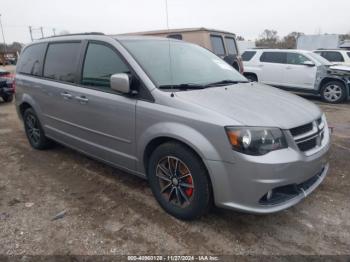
[[164, 0, 174, 96]]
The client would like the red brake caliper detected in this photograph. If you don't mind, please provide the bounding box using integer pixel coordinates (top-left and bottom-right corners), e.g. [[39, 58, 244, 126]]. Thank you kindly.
[[185, 176, 193, 197]]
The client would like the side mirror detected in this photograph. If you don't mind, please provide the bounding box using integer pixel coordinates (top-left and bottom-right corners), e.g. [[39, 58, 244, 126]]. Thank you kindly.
[[110, 73, 130, 94], [302, 61, 315, 67]]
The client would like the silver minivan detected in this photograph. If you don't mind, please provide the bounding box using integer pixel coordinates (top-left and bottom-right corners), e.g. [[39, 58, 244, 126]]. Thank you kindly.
[[15, 33, 330, 220]]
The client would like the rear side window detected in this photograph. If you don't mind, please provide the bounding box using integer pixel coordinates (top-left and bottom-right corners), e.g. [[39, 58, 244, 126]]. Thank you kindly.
[[225, 37, 238, 55], [43, 42, 80, 83], [17, 44, 46, 76], [286, 53, 311, 65], [82, 43, 130, 89], [321, 51, 344, 62], [242, 51, 256, 61], [347, 52, 350, 59], [210, 35, 225, 56], [167, 34, 182, 40], [260, 52, 286, 64]]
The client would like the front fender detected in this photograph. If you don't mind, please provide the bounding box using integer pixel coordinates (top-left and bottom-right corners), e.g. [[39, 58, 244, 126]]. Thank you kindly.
[[136, 122, 222, 174]]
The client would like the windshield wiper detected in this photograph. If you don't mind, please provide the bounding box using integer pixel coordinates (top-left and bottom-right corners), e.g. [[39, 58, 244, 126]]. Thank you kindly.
[[204, 80, 249, 87], [159, 83, 205, 90]]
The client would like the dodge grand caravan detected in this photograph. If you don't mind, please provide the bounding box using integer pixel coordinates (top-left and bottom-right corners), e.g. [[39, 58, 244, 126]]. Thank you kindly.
[[15, 33, 330, 220]]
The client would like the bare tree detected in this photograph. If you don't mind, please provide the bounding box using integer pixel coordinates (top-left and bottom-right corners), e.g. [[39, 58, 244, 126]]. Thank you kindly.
[[236, 35, 245, 41], [279, 32, 304, 49], [256, 29, 279, 48]]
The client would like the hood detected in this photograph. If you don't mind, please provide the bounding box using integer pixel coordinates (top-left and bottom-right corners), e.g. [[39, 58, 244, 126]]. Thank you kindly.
[[329, 65, 350, 74], [175, 83, 322, 129]]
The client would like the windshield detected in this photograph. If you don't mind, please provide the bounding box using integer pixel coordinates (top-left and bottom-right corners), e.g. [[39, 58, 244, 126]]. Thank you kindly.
[[119, 39, 247, 89], [308, 52, 333, 66]]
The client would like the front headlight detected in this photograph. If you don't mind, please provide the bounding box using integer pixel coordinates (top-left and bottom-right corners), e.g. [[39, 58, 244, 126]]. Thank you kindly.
[[225, 127, 288, 156]]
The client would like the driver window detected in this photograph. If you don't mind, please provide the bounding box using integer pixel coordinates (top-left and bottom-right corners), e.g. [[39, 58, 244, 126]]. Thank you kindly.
[[82, 43, 130, 89], [287, 53, 311, 65]]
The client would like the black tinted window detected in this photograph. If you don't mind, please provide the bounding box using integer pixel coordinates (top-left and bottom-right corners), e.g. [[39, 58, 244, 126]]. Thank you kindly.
[[82, 43, 130, 89], [167, 34, 182, 40], [260, 52, 286, 64], [43, 42, 80, 83], [242, 51, 256, 61], [17, 44, 46, 76], [347, 52, 350, 58], [225, 37, 238, 55], [286, 53, 311, 65], [322, 51, 344, 62], [210, 35, 225, 56]]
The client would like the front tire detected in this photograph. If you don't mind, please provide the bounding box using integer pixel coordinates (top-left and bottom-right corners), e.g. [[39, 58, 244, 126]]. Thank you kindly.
[[147, 142, 212, 220], [23, 108, 53, 150], [320, 81, 346, 103]]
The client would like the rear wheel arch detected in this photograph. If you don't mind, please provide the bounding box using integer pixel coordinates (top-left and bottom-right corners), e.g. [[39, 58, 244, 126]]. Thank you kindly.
[[19, 102, 33, 118]]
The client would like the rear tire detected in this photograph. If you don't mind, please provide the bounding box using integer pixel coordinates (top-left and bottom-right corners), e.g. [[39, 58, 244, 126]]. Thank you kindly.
[[320, 81, 346, 103], [23, 108, 53, 150], [147, 142, 212, 220], [2, 94, 13, 102]]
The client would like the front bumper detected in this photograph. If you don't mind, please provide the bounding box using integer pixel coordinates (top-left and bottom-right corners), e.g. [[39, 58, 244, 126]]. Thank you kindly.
[[205, 129, 330, 214]]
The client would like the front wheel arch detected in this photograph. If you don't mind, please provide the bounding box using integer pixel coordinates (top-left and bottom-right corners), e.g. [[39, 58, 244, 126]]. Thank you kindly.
[[143, 137, 214, 197]]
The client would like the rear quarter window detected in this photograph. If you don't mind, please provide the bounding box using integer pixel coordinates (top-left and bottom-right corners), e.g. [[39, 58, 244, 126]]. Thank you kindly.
[[225, 37, 238, 55], [17, 44, 46, 76], [322, 51, 344, 62], [347, 52, 350, 59], [260, 52, 286, 64], [43, 42, 81, 83], [210, 35, 225, 56], [242, 51, 256, 61], [167, 34, 182, 40]]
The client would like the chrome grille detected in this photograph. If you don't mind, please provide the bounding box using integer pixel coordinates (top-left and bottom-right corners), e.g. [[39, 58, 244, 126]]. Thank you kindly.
[[290, 117, 325, 153]]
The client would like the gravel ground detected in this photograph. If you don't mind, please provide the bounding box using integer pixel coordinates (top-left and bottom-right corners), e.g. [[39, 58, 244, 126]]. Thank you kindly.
[[0, 96, 349, 256]]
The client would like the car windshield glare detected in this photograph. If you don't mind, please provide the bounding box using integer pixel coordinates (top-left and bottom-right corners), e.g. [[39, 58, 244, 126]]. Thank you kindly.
[[119, 39, 247, 89]]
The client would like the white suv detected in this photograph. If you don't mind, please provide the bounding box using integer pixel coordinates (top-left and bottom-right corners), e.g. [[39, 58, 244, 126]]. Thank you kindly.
[[313, 49, 350, 66], [242, 49, 350, 103]]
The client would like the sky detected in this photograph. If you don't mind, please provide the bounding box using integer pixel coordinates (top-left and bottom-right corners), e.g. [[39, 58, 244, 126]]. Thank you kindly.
[[1, 0, 349, 44]]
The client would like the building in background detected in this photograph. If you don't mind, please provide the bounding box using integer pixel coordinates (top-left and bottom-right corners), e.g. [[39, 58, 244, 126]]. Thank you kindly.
[[297, 34, 350, 50], [237, 40, 256, 53]]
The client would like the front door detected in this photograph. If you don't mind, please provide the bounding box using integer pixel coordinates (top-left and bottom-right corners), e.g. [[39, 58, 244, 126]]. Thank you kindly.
[[283, 52, 317, 89], [258, 52, 286, 86]]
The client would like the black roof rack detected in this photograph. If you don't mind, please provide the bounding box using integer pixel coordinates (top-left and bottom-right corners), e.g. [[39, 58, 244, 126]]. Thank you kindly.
[[41, 32, 105, 39]]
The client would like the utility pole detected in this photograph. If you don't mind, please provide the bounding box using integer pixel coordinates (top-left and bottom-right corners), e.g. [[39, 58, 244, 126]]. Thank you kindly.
[[29, 26, 33, 41], [0, 14, 7, 54], [52, 28, 56, 36], [40, 27, 44, 38]]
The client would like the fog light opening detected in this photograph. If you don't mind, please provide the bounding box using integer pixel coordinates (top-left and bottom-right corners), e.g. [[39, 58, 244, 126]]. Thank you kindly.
[[266, 190, 273, 200]]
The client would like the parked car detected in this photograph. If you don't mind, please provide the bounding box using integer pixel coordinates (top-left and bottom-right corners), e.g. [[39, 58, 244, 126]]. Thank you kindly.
[[313, 49, 350, 66], [242, 49, 350, 103], [15, 34, 330, 220], [0, 68, 15, 102], [118, 28, 244, 74]]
